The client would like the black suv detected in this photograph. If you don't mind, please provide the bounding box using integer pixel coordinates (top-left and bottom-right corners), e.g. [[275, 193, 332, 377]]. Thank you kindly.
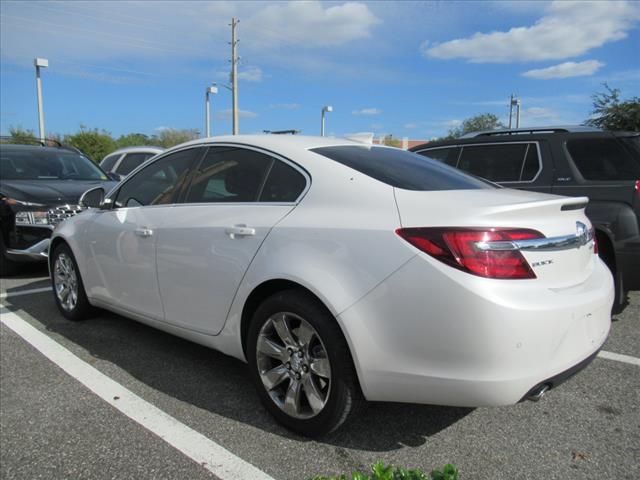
[[0, 138, 118, 275], [411, 126, 640, 313]]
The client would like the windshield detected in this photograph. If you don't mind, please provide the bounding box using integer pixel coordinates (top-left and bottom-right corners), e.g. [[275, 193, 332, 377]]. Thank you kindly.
[[0, 148, 108, 181]]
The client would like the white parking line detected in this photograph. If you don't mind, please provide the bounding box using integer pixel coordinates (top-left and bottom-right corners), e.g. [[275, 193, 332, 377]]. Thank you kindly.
[[0, 306, 275, 480], [0, 286, 52, 299], [598, 350, 640, 367]]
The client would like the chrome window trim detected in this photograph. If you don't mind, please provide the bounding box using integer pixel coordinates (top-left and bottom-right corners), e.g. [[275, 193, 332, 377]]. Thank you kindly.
[[416, 141, 543, 184]]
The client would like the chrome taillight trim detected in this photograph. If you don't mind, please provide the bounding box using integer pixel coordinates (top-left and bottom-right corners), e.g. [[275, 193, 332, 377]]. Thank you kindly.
[[476, 222, 594, 252]]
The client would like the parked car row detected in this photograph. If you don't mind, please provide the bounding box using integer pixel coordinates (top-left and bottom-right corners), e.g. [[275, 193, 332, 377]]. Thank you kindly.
[[411, 127, 640, 313], [48, 134, 612, 436], [0, 138, 118, 275]]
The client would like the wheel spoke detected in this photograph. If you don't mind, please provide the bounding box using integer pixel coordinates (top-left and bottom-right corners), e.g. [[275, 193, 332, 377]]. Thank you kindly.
[[295, 321, 315, 350], [261, 364, 290, 390], [301, 375, 325, 414], [257, 335, 286, 361], [282, 379, 302, 416], [310, 358, 330, 379], [272, 314, 297, 348]]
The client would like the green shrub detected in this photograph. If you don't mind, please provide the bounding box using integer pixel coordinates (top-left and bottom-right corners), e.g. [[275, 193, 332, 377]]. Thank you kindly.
[[311, 461, 459, 480]]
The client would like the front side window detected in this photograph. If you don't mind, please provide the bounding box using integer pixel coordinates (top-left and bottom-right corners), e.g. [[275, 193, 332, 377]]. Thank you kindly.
[[567, 138, 640, 181], [457, 143, 538, 182], [311, 145, 491, 191], [416, 147, 461, 167], [185, 147, 274, 203], [116, 153, 155, 176], [114, 148, 201, 208]]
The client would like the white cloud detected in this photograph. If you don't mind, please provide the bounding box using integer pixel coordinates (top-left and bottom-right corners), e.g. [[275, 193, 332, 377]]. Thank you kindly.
[[237, 66, 263, 82], [423, 1, 640, 62], [522, 60, 604, 79], [216, 109, 258, 120], [269, 103, 301, 110], [352, 108, 382, 116], [243, 1, 380, 49]]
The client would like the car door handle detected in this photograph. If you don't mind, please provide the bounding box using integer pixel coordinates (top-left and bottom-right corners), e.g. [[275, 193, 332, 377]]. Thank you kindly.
[[134, 227, 154, 238], [225, 225, 256, 239]]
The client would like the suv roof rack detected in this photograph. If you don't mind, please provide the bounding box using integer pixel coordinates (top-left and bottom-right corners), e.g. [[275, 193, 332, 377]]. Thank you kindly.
[[0, 135, 80, 152], [461, 125, 602, 138]]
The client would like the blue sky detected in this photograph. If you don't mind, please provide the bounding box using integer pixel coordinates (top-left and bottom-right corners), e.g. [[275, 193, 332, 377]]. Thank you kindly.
[[1, 0, 639, 140]]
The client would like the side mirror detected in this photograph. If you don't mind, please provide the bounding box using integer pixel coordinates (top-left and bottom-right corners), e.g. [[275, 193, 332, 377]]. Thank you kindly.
[[107, 172, 123, 182], [79, 187, 105, 209]]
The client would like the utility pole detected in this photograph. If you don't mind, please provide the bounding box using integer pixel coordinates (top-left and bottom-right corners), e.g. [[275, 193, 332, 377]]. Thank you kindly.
[[230, 18, 239, 135], [509, 94, 521, 129]]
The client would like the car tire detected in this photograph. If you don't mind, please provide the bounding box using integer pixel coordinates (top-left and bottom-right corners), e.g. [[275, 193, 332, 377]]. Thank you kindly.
[[247, 289, 364, 437], [51, 243, 95, 321], [0, 235, 21, 277]]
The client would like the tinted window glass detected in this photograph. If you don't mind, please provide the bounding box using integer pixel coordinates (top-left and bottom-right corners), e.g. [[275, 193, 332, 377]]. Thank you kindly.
[[115, 148, 200, 208], [260, 160, 306, 202], [417, 147, 460, 167], [521, 144, 540, 181], [100, 154, 120, 172], [458, 144, 528, 182], [185, 147, 272, 203], [0, 147, 107, 180], [568, 138, 640, 180], [310, 146, 491, 191], [117, 152, 154, 175]]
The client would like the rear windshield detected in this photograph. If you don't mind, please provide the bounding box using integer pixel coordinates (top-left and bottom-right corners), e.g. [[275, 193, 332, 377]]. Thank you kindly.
[[311, 145, 492, 191], [0, 147, 108, 181]]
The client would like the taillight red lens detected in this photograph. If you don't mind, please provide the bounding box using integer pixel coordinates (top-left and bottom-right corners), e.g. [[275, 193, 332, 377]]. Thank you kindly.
[[592, 229, 598, 254], [396, 227, 544, 279]]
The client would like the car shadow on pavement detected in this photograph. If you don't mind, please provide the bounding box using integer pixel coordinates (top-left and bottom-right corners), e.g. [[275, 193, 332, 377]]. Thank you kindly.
[[3, 291, 471, 451]]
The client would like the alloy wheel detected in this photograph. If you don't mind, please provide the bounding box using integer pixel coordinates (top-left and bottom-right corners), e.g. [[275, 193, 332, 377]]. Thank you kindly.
[[53, 253, 79, 312], [256, 312, 332, 419]]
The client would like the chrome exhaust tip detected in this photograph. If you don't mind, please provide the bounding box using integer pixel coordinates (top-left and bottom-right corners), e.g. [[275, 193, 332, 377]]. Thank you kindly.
[[526, 384, 550, 402]]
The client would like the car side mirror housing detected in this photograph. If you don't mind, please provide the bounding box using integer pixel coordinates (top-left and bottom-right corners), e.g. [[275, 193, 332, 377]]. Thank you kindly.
[[79, 187, 105, 209], [107, 172, 123, 182]]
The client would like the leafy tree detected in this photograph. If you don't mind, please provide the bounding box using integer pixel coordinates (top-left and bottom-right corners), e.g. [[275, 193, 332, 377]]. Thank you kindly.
[[63, 125, 116, 163], [8, 126, 37, 144], [586, 83, 640, 131], [445, 113, 505, 139], [154, 128, 199, 148], [116, 132, 154, 149]]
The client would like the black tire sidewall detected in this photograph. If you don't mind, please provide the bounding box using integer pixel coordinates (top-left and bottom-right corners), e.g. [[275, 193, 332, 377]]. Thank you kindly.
[[246, 290, 360, 437]]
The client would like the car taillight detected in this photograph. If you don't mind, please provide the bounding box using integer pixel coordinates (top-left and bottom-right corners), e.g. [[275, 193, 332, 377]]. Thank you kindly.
[[635, 180, 640, 196], [395, 227, 544, 279], [592, 229, 598, 254]]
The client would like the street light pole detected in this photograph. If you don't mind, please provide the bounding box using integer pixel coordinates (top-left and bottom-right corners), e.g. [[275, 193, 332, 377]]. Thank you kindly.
[[205, 84, 218, 137], [321, 105, 333, 136], [34, 58, 49, 144]]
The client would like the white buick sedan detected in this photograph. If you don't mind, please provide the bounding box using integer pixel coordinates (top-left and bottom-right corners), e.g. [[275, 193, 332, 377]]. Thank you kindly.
[[49, 135, 613, 436]]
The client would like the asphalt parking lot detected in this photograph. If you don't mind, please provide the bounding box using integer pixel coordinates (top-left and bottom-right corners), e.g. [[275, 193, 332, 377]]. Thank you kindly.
[[1, 265, 639, 480]]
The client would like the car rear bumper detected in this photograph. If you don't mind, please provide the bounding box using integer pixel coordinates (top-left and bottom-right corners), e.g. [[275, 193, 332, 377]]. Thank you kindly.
[[337, 254, 613, 407]]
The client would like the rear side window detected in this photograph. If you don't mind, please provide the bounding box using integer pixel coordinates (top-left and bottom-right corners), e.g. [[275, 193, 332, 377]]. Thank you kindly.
[[185, 147, 272, 203], [457, 143, 539, 182], [116, 152, 154, 175], [310, 146, 491, 191], [100, 154, 120, 172], [567, 138, 640, 181], [260, 160, 307, 202], [416, 147, 461, 167]]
